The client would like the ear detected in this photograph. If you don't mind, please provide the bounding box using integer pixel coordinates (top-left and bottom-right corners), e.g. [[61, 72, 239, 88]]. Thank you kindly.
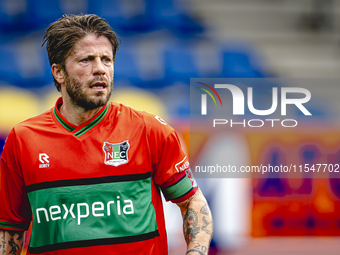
[[51, 64, 65, 85]]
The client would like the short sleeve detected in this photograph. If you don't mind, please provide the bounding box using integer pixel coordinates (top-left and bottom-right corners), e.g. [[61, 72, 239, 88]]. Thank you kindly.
[[145, 114, 198, 203], [0, 129, 32, 231]]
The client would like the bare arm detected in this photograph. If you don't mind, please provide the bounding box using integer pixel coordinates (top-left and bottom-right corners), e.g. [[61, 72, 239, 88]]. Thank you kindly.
[[0, 229, 24, 255], [177, 188, 213, 255]]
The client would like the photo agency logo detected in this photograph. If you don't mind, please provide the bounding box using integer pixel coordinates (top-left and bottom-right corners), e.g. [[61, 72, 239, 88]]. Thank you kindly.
[[196, 80, 312, 128]]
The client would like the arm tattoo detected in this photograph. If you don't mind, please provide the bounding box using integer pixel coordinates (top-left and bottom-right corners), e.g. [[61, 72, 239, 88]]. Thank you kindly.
[[187, 243, 208, 255], [200, 203, 209, 216], [183, 208, 200, 243], [191, 192, 199, 198], [0, 230, 23, 255], [7, 231, 23, 241], [186, 249, 205, 255], [1, 231, 5, 255], [201, 216, 212, 235], [8, 238, 19, 255]]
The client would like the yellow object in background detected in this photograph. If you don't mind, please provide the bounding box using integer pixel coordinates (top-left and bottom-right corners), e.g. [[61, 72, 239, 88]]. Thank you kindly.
[[0, 87, 40, 133]]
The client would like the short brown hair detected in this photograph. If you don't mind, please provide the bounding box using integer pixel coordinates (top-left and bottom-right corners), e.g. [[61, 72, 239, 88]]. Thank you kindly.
[[42, 14, 121, 91]]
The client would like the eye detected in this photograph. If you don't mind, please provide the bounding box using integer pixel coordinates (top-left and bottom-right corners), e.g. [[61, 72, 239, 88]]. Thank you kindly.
[[103, 57, 112, 63], [81, 58, 90, 62]]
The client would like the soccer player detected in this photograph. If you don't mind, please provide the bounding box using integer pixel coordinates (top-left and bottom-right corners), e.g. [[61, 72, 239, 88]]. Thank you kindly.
[[0, 14, 213, 255]]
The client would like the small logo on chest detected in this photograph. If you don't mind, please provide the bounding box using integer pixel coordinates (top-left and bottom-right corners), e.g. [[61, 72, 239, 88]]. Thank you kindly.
[[39, 153, 50, 168], [103, 141, 130, 166]]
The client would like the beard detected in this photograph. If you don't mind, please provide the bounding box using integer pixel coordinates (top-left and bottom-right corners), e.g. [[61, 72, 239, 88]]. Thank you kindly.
[[65, 73, 113, 111]]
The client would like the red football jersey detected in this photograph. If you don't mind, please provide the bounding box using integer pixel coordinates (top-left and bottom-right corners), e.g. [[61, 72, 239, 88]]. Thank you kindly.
[[0, 98, 197, 254]]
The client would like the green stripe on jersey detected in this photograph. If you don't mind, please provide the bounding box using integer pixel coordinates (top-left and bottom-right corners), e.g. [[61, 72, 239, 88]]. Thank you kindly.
[[161, 172, 194, 201], [74, 103, 109, 137], [0, 220, 30, 230], [53, 103, 109, 136], [53, 108, 75, 132], [27, 176, 157, 249]]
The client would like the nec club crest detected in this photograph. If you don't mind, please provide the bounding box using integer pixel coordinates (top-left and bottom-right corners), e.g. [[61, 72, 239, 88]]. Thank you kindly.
[[175, 157, 197, 188], [103, 141, 130, 166]]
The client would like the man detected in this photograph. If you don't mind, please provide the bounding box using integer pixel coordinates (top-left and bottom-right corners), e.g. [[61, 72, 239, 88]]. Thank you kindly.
[[0, 14, 213, 255]]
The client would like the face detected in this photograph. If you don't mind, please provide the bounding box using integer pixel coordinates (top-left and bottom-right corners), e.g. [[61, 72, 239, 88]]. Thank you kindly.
[[62, 34, 114, 110]]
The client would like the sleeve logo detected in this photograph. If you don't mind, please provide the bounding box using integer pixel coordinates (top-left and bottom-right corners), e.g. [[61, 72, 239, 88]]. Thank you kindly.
[[175, 156, 190, 172], [155, 116, 167, 125], [185, 168, 197, 188], [103, 141, 130, 167]]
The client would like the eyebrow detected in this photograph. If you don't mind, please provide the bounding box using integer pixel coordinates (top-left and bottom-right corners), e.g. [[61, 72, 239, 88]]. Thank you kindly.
[[87, 53, 112, 57], [76, 53, 113, 60]]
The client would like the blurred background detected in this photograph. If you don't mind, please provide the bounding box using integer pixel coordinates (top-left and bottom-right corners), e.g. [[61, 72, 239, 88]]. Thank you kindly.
[[1, 0, 340, 254]]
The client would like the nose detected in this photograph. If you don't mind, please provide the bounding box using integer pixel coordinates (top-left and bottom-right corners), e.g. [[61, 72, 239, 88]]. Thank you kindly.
[[93, 57, 106, 76]]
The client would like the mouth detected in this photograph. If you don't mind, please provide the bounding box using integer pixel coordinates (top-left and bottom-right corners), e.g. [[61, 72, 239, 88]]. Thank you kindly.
[[90, 82, 107, 90]]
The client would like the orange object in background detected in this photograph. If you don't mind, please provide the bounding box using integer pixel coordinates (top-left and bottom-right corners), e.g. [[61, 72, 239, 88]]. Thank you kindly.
[[249, 130, 340, 237]]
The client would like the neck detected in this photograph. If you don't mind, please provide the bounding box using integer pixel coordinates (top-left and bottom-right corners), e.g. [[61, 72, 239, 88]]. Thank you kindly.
[[59, 98, 103, 126]]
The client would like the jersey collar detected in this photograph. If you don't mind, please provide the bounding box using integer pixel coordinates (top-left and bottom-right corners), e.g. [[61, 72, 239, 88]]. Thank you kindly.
[[53, 97, 109, 137]]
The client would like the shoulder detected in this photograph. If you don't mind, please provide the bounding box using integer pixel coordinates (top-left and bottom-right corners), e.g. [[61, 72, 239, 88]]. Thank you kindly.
[[2, 109, 51, 168], [110, 102, 175, 146], [12, 108, 53, 136], [110, 102, 174, 135]]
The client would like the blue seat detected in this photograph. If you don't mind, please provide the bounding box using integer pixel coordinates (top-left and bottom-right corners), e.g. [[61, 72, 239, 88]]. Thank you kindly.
[[0, 0, 34, 33], [115, 38, 171, 89], [0, 42, 18, 85], [88, 0, 156, 35], [21, 49, 53, 89], [164, 41, 201, 85], [29, 0, 88, 30], [147, 0, 204, 37], [0, 40, 53, 88], [114, 47, 142, 87], [220, 42, 267, 78]]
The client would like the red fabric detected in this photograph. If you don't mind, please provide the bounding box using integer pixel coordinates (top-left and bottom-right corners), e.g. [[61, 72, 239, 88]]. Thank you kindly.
[[0, 101, 197, 254]]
